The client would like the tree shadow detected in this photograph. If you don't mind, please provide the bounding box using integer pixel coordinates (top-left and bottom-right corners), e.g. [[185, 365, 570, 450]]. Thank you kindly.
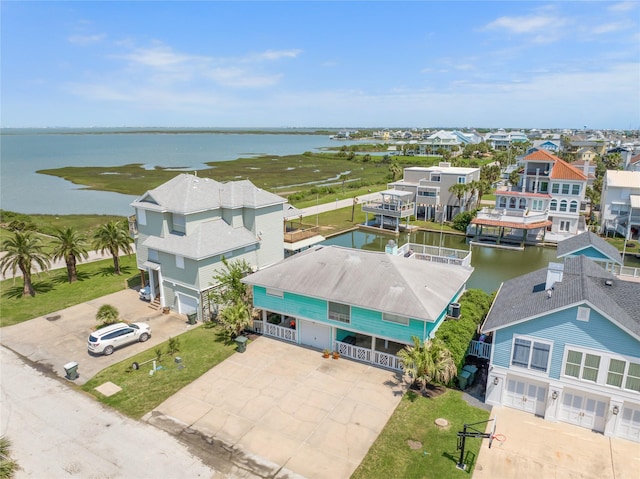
[[97, 265, 132, 277], [1, 279, 56, 299], [442, 450, 476, 474]]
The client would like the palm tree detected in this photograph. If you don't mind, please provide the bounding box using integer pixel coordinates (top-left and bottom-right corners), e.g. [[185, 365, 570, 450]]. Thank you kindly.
[[449, 183, 467, 214], [51, 227, 90, 283], [398, 336, 457, 393], [339, 173, 350, 194], [218, 301, 251, 339], [92, 221, 133, 275], [0, 231, 50, 297], [389, 162, 403, 181], [96, 304, 119, 326]]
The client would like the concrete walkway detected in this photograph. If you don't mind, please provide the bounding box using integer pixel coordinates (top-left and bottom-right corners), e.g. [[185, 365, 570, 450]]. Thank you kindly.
[[147, 337, 407, 479], [474, 406, 640, 479]]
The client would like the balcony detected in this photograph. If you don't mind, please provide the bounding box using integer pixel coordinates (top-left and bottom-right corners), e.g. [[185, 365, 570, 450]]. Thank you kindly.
[[396, 243, 472, 268], [475, 207, 549, 226], [361, 200, 415, 218], [284, 223, 325, 252]]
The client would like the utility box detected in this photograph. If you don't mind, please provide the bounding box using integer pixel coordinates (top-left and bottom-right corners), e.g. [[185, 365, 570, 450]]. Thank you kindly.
[[234, 336, 248, 353], [458, 370, 471, 390], [448, 303, 461, 318], [187, 312, 197, 325], [64, 361, 79, 380]]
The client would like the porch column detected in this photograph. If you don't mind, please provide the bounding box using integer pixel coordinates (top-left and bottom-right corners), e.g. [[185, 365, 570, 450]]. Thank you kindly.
[[157, 268, 165, 307]]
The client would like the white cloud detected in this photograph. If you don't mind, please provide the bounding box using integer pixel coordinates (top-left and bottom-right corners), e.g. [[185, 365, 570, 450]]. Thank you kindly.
[[608, 1, 636, 13], [257, 49, 302, 61], [68, 34, 106, 45], [592, 21, 633, 34], [484, 14, 567, 34]]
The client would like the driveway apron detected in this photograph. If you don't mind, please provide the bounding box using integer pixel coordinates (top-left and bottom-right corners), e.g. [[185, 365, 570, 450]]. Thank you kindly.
[[147, 336, 407, 479]]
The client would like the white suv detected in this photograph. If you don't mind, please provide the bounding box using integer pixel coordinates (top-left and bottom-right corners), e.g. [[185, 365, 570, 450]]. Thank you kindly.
[[88, 322, 151, 356]]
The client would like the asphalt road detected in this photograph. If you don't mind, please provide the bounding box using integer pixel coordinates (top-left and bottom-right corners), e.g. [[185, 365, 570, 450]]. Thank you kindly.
[[0, 346, 217, 479]]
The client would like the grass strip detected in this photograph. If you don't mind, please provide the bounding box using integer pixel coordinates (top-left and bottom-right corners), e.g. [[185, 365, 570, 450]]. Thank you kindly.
[[352, 389, 490, 478], [81, 325, 236, 419]]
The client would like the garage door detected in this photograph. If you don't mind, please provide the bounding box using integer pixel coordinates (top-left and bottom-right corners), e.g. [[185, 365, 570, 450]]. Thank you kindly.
[[618, 404, 640, 442], [177, 293, 198, 315], [504, 377, 547, 416], [558, 390, 607, 433], [299, 321, 332, 351]]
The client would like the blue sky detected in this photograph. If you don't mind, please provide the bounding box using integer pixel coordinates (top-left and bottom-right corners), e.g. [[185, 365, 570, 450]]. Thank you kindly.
[[2, 1, 639, 129]]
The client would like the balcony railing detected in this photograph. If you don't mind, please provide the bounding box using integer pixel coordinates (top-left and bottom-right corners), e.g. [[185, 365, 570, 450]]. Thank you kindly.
[[362, 201, 416, 218], [397, 243, 472, 267], [467, 340, 492, 360], [260, 321, 297, 343], [475, 207, 548, 225], [284, 224, 321, 243], [334, 340, 403, 371]]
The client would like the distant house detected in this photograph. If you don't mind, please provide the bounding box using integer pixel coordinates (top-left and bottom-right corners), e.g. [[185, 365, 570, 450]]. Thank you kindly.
[[571, 159, 596, 186], [130, 174, 286, 320], [482, 249, 640, 443], [485, 130, 529, 149], [470, 149, 588, 245], [600, 170, 640, 240], [417, 130, 462, 154], [386, 163, 481, 221], [243, 243, 473, 371], [532, 140, 561, 153]]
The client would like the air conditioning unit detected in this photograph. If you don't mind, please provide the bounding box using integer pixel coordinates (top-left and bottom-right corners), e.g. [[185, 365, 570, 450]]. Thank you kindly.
[[448, 303, 461, 319]]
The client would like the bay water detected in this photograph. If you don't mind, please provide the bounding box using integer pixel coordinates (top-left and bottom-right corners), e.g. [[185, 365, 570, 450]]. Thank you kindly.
[[0, 128, 349, 216]]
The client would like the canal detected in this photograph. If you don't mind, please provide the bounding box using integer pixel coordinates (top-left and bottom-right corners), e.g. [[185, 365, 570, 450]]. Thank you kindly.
[[321, 229, 559, 294]]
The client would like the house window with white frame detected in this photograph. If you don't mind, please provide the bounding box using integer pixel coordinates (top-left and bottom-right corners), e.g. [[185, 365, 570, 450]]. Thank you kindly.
[[560, 200, 568, 212], [569, 201, 578, 213], [564, 349, 600, 382], [175, 255, 184, 269], [382, 312, 410, 326], [457, 176, 466, 184], [328, 302, 350, 324], [531, 199, 544, 211], [550, 199, 557, 211], [498, 197, 507, 208], [571, 184, 581, 195], [561, 184, 570, 195], [430, 173, 441, 182], [148, 249, 159, 262], [511, 337, 552, 373], [565, 348, 640, 393], [172, 213, 186, 234], [552, 183, 560, 194]]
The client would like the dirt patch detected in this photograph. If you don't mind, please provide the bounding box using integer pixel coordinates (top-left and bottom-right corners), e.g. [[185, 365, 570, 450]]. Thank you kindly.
[[409, 382, 447, 398], [407, 439, 422, 450]]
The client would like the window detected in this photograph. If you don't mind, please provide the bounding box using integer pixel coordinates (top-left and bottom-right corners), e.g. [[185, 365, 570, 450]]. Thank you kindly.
[[175, 255, 184, 269], [627, 363, 640, 392], [328, 302, 350, 324], [519, 198, 527, 209], [572, 184, 581, 195], [148, 249, 159, 262], [559, 220, 570, 232], [382, 312, 409, 326], [560, 200, 567, 212], [564, 349, 600, 382], [430, 173, 441, 182], [458, 176, 466, 184], [607, 359, 625, 388], [561, 184, 570, 195], [511, 337, 551, 373], [137, 208, 147, 226], [569, 201, 578, 213], [539, 182, 549, 193], [498, 197, 507, 208], [509, 197, 517, 208], [172, 214, 185, 233], [551, 183, 559, 194], [531, 199, 544, 211], [550, 199, 557, 211], [266, 288, 283, 297]]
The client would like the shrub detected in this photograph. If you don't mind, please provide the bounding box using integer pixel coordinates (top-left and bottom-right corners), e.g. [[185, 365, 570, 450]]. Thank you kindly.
[[96, 304, 119, 327]]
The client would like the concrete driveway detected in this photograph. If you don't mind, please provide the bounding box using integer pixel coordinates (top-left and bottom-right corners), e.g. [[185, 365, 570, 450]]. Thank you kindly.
[[147, 337, 407, 479], [474, 406, 640, 479], [0, 289, 194, 384]]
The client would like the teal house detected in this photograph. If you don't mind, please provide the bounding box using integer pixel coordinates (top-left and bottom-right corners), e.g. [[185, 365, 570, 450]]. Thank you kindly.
[[482, 249, 640, 443], [243, 243, 473, 371], [556, 231, 623, 272]]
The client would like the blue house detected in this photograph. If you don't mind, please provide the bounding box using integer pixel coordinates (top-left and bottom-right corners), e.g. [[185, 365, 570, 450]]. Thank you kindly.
[[481, 255, 640, 442], [556, 231, 623, 272], [243, 243, 473, 371]]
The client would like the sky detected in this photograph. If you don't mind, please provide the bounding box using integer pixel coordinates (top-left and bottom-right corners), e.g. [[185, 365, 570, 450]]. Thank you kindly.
[[2, 1, 639, 130]]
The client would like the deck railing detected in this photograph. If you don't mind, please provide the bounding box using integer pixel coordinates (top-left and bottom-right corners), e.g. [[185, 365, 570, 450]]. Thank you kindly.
[[254, 321, 297, 343], [467, 340, 491, 360], [334, 340, 403, 371], [397, 243, 472, 267], [284, 225, 321, 243]]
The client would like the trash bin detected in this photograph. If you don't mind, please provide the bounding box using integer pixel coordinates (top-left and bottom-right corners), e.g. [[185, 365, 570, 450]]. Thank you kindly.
[[458, 370, 471, 390], [463, 365, 478, 385], [187, 312, 197, 325], [234, 335, 248, 353], [64, 361, 79, 380]]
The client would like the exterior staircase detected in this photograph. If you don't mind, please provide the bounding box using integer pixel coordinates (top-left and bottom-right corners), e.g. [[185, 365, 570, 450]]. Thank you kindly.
[[148, 296, 161, 311]]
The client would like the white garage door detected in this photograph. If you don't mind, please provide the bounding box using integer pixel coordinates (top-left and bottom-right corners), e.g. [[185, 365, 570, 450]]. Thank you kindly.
[[558, 390, 607, 433], [504, 377, 547, 416], [177, 293, 198, 315], [299, 321, 332, 351], [618, 404, 640, 442]]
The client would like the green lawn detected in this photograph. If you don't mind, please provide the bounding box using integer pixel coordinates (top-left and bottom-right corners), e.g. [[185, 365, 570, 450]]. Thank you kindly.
[[81, 325, 236, 419], [0, 255, 141, 327], [353, 389, 490, 478]]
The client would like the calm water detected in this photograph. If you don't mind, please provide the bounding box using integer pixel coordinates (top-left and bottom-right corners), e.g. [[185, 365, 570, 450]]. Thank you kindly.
[[0, 128, 355, 215], [322, 230, 558, 293]]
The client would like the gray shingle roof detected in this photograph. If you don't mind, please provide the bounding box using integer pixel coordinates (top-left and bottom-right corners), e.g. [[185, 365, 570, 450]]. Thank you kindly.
[[243, 245, 473, 321], [482, 256, 640, 337], [556, 231, 622, 265], [142, 219, 258, 259], [130, 174, 285, 214]]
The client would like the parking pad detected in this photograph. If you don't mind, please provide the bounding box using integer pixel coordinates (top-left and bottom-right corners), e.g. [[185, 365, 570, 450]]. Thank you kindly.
[[148, 336, 407, 479]]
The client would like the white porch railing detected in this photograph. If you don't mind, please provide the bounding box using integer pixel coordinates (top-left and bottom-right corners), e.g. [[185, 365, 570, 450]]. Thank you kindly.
[[251, 319, 263, 334], [260, 321, 297, 343], [467, 340, 491, 360], [334, 340, 403, 371], [613, 265, 640, 280]]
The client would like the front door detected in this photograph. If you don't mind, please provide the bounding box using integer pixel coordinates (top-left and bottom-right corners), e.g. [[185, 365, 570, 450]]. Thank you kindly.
[[504, 377, 547, 416], [558, 390, 607, 432]]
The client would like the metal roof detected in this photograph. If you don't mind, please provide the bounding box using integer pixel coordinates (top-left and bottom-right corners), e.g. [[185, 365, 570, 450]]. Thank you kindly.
[[243, 245, 473, 321]]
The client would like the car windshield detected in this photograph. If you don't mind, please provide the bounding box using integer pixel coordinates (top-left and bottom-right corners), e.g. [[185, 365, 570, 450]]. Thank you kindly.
[[130, 324, 139, 330]]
